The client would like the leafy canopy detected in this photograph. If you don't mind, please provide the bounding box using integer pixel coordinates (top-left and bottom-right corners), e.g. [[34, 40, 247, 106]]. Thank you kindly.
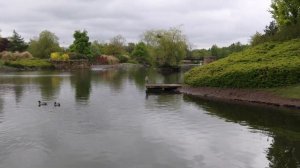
[[104, 35, 126, 56], [143, 27, 188, 67], [131, 42, 150, 65], [69, 30, 91, 56], [8, 30, 28, 52], [270, 0, 300, 27], [28, 30, 61, 58]]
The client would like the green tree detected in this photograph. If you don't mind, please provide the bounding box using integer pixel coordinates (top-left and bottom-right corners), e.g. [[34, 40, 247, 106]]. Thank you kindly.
[[250, 32, 265, 46], [69, 30, 91, 56], [131, 42, 150, 65], [0, 38, 9, 52], [191, 49, 210, 59], [105, 35, 126, 56], [28, 30, 61, 58], [270, 0, 300, 26], [264, 21, 279, 36], [210, 44, 219, 57], [90, 40, 102, 57], [8, 30, 28, 52], [143, 27, 188, 67], [125, 42, 136, 55]]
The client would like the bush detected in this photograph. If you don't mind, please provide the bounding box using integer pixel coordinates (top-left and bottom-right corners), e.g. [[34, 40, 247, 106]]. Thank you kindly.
[[50, 52, 60, 60], [20, 51, 33, 59], [117, 55, 129, 63], [184, 39, 300, 88], [0, 51, 33, 61], [68, 52, 88, 60], [0, 51, 14, 61], [95, 55, 119, 65], [106, 55, 119, 64], [50, 52, 70, 61], [61, 53, 69, 61]]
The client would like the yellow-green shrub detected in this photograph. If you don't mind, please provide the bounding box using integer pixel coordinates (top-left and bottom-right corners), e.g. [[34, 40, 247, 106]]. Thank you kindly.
[[50, 52, 60, 60], [61, 53, 69, 61], [50, 52, 70, 61]]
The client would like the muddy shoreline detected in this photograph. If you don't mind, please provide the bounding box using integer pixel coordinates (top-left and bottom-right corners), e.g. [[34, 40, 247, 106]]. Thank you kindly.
[[179, 86, 300, 109]]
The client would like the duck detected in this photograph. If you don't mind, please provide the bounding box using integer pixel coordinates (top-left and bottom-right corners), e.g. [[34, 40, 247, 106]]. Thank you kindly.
[[38, 101, 47, 106], [54, 102, 60, 107]]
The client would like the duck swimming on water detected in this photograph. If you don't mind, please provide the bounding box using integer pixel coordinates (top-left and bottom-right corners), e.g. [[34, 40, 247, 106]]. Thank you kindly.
[[54, 102, 60, 107], [38, 101, 47, 106]]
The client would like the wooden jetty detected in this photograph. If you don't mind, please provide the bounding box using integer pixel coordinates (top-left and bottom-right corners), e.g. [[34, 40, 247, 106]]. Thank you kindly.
[[146, 84, 182, 93]]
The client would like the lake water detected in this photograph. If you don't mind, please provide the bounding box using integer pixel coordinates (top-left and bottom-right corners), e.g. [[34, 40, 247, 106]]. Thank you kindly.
[[0, 64, 299, 168]]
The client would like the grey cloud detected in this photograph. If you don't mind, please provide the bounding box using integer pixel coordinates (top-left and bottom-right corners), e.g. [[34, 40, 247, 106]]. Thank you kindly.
[[0, 0, 272, 48]]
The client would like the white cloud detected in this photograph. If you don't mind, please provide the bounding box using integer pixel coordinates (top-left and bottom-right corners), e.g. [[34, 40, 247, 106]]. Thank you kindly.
[[0, 0, 272, 48]]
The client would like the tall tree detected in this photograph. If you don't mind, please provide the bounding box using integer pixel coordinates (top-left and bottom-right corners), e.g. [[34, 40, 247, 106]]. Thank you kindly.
[[0, 38, 9, 52], [264, 21, 279, 36], [8, 30, 28, 52], [125, 42, 136, 55], [143, 27, 188, 67], [28, 30, 61, 58], [90, 40, 102, 57], [69, 30, 91, 56], [270, 0, 300, 26], [210, 44, 219, 57], [131, 42, 150, 65], [105, 35, 126, 56]]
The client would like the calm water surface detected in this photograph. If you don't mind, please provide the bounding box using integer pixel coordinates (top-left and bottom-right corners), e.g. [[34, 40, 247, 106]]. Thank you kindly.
[[0, 64, 299, 168]]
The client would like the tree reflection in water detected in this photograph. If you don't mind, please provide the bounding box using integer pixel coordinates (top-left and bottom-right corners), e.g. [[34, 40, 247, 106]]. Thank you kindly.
[[183, 95, 300, 168], [71, 70, 92, 102]]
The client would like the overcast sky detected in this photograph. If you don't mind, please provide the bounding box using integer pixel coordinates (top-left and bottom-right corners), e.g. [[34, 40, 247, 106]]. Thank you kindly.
[[0, 0, 272, 49]]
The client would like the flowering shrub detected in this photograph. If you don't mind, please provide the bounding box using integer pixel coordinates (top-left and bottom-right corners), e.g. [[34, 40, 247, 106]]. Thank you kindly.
[[50, 52, 70, 61]]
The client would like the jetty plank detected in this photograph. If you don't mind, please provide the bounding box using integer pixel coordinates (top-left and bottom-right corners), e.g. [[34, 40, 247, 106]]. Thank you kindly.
[[145, 84, 182, 93]]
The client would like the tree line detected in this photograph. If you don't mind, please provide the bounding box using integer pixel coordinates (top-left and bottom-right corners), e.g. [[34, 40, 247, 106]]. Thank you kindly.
[[190, 42, 249, 59], [0, 28, 248, 67], [0, 27, 191, 68]]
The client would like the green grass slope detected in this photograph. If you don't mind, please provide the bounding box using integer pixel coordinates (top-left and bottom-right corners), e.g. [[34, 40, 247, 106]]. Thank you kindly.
[[184, 39, 300, 88], [4, 59, 54, 69]]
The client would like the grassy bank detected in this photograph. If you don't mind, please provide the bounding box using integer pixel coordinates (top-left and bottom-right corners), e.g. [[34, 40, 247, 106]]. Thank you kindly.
[[4, 59, 54, 69], [184, 39, 300, 88]]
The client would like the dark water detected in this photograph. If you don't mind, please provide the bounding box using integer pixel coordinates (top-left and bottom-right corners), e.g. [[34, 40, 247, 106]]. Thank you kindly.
[[0, 64, 299, 168]]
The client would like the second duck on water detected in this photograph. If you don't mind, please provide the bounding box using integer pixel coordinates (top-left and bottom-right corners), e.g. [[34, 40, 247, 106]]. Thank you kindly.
[[38, 101, 47, 106], [54, 102, 60, 107]]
